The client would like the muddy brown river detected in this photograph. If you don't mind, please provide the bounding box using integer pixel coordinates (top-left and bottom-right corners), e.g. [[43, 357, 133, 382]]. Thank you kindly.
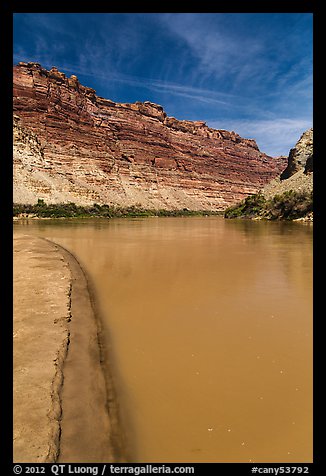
[[14, 217, 313, 462]]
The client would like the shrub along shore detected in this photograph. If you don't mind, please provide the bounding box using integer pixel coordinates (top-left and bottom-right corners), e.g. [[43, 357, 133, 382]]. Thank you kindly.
[[13, 190, 313, 221], [224, 190, 313, 220], [13, 199, 223, 219]]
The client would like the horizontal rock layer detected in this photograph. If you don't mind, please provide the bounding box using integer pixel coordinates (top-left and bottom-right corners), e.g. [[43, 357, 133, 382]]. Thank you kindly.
[[13, 62, 287, 210]]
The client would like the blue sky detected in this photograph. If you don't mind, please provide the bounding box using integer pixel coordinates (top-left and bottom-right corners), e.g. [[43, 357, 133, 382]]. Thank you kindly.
[[13, 13, 313, 157]]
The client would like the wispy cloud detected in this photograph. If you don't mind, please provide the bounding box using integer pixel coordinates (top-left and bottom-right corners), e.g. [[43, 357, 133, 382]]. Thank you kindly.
[[156, 13, 312, 97], [155, 14, 269, 86], [13, 51, 240, 108], [208, 118, 312, 156]]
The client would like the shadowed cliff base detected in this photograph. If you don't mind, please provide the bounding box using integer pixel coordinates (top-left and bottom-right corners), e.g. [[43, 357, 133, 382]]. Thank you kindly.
[[13, 235, 125, 463]]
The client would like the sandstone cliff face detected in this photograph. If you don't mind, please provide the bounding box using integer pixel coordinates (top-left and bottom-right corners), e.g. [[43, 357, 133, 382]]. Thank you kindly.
[[280, 128, 313, 180], [263, 128, 313, 199], [13, 62, 286, 210]]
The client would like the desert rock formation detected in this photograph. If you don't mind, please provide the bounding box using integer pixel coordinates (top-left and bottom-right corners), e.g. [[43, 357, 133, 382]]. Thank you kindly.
[[280, 128, 313, 180], [263, 128, 313, 199], [13, 62, 286, 210]]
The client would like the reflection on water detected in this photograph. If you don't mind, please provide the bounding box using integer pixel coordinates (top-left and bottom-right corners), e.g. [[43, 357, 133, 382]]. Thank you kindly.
[[14, 217, 313, 462]]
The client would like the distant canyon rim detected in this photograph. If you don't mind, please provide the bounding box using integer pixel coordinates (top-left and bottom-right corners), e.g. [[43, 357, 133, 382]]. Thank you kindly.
[[13, 61, 287, 211]]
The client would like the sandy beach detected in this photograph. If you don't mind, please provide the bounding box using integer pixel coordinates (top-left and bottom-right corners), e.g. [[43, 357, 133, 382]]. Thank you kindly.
[[13, 234, 123, 463]]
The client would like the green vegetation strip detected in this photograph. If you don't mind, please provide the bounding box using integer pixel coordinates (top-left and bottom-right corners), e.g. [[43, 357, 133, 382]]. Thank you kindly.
[[224, 190, 313, 220], [13, 199, 222, 218]]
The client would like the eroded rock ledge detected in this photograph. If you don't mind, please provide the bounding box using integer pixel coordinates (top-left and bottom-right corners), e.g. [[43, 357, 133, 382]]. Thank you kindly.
[[14, 62, 286, 210]]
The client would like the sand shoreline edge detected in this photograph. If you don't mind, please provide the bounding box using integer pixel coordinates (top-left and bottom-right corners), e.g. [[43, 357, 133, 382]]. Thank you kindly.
[[13, 235, 125, 463], [52, 239, 126, 463]]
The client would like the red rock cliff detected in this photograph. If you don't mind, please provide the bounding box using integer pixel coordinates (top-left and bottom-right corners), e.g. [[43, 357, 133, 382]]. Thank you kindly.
[[13, 62, 286, 210]]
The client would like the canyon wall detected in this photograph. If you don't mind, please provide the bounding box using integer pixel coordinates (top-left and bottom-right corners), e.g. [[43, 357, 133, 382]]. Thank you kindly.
[[262, 128, 313, 199], [280, 128, 313, 180], [13, 62, 286, 210]]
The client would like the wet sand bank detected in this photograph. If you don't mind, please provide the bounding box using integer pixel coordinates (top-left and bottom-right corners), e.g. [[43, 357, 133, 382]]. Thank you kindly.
[[13, 234, 124, 463]]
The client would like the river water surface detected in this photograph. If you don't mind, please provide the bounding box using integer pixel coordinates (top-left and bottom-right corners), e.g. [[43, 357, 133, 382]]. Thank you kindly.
[[14, 217, 313, 463]]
